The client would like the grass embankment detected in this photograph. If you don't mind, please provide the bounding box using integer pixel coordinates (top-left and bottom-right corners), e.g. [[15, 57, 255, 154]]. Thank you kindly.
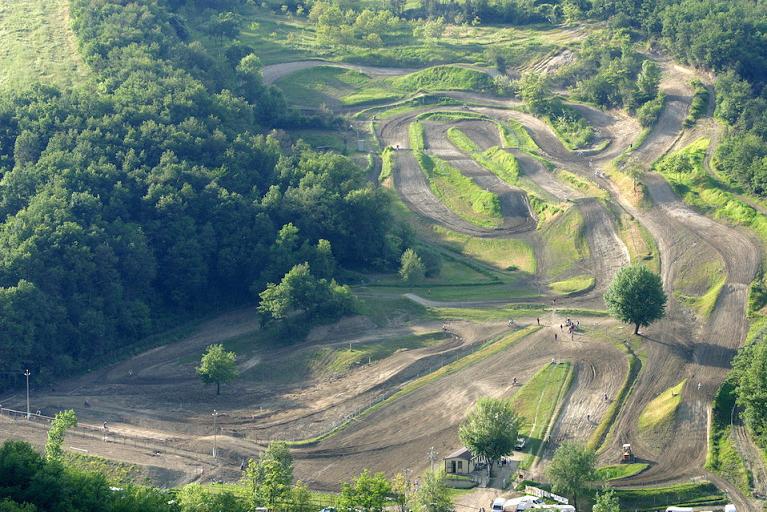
[[638, 379, 686, 433], [417, 111, 489, 123], [673, 257, 727, 319], [607, 165, 652, 209], [500, 120, 540, 153], [549, 275, 595, 295], [433, 304, 607, 323], [276, 65, 493, 107], [288, 325, 541, 446], [379, 147, 394, 183], [410, 122, 503, 228], [614, 482, 726, 511], [0, 0, 89, 92], [707, 380, 751, 492], [540, 206, 590, 279], [556, 170, 608, 200], [513, 362, 574, 468], [446, 127, 563, 224], [433, 225, 536, 273], [595, 463, 649, 481]]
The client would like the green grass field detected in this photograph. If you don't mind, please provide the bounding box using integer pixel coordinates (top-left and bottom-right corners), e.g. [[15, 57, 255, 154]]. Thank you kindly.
[[0, 0, 89, 91], [614, 482, 726, 511], [432, 225, 536, 273], [247, 331, 452, 383], [200, 6, 562, 67], [514, 363, 573, 468], [638, 379, 686, 433], [556, 170, 608, 199]]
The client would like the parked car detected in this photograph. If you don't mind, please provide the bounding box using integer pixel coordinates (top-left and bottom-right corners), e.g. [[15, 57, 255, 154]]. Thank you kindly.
[[515, 437, 527, 450]]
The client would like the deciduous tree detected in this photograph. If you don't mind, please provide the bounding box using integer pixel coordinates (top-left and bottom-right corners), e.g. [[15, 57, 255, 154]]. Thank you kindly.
[[604, 264, 667, 335], [197, 344, 239, 395], [458, 397, 521, 476], [338, 470, 391, 512], [409, 470, 453, 512], [547, 442, 598, 509], [593, 489, 620, 512]]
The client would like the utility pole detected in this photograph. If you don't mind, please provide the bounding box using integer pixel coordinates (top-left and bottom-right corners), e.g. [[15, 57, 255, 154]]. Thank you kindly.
[[24, 369, 30, 419], [427, 446, 438, 473], [212, 409, 219, 458]]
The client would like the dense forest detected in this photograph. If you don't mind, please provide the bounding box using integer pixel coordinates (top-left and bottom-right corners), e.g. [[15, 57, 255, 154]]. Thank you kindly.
[[0, 0, 410, 383]]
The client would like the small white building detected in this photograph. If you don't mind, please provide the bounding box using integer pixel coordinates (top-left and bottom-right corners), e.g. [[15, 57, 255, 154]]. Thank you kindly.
[[444, 447, 475, 475]]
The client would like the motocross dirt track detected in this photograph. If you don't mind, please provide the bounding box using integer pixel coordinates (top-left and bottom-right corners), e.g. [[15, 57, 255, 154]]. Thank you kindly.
[[1, 58, 761, 509]]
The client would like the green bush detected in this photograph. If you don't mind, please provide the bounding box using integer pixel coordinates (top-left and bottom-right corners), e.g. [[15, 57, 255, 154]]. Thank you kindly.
[[636, 94, 665, 127], [685, 80, 709, 127]]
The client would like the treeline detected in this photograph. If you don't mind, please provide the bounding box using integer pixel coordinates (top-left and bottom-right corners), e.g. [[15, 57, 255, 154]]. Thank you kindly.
[[261, 0, 580, 24], [586, 0, 767, 197], [0, 0, 409, 382], [0, 439, 452, 512]]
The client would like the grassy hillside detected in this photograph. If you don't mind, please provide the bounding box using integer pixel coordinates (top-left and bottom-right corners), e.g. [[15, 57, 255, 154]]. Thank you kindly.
[[0, 0, 89, 91]]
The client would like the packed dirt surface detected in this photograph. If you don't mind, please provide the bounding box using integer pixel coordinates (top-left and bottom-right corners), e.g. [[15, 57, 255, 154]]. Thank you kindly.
[[1, 57, 761, 509]]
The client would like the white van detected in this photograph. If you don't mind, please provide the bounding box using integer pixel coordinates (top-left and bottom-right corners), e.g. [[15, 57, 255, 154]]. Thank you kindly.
[[725, 505, 737, 512], [492, 498, 507, 512], [665, 507, 693, 512], [503, 496, 544, 511]]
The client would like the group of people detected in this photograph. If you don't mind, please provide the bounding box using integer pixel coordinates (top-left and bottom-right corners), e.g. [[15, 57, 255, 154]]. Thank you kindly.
[[560, 318, 579, 341]]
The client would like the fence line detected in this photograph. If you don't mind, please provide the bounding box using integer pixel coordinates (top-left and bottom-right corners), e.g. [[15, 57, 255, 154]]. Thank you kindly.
[[0, 407, 222, 464]]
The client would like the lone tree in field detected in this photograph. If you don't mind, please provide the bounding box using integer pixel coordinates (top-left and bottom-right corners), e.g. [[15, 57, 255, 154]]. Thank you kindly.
[[197, 344, 239, 395], [459, 397, 521, 476], [547, 442, 598, 510], [604, 264, 667, 335]]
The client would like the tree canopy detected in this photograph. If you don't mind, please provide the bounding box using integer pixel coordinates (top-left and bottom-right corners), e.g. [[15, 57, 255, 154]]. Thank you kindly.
[[0, 0, 410, 385], [458, 397, 521, 475], [197, 344, 238, 395], [338, 470, 392, 512], [546, 442, 598, 509], [604, 265, 667, 335]]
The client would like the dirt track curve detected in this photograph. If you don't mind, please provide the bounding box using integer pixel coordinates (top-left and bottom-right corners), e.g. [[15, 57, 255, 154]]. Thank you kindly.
[[0, 58, 760, 508]]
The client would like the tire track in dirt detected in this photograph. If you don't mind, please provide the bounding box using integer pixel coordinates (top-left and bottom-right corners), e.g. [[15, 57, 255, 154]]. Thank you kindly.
[[294, 324, 626, 490]]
